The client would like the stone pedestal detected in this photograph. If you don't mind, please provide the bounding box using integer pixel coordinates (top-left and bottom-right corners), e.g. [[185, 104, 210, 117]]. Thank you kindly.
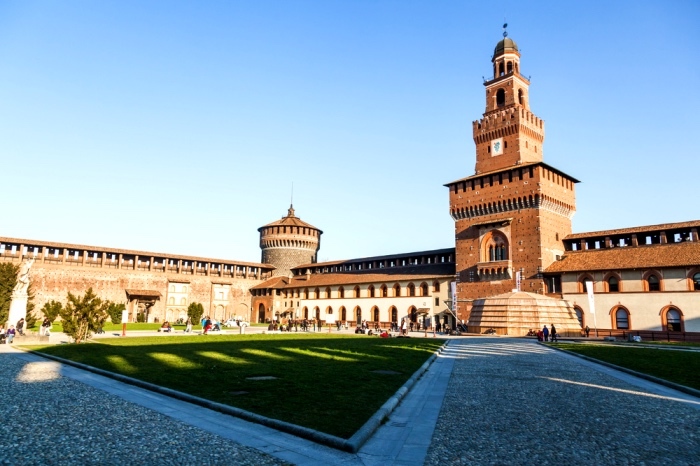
[[7, 293, 28, 328]]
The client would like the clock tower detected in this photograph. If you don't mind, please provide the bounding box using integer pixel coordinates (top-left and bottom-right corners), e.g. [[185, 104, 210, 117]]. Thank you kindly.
[[446, 29, 579, 329]]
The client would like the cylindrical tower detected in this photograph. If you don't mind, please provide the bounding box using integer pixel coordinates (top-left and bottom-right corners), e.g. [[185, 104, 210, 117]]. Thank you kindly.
[[258, 205, 322, 277]]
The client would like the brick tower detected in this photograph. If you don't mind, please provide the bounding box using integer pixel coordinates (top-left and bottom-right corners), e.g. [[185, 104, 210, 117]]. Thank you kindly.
[[445, 30, 579, 326], [258, 205, 322, 277]]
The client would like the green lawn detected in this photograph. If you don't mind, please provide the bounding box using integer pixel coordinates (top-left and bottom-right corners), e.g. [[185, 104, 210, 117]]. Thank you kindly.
[[29, 334, 443, 438], [555, 343, 700, 390]]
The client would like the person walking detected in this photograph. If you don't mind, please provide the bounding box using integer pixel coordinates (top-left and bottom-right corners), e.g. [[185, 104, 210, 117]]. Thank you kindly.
[[542, 325, 549, 342], [185, 316, 193, 333], [585, 325, 590, 338], [550, 324, 557, 342]]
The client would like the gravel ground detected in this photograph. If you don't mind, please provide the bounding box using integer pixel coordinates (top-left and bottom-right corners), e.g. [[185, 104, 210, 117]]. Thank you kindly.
[[424, 339, 700, 466], [0, 355, 288, 466]]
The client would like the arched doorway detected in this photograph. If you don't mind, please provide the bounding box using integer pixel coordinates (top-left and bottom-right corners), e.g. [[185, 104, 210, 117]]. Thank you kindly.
[[340, 306, 346, 322], [314, 307, 320, 321], [355, 306, 362, 325], [409, 306, 417, 323], [303, 307, 309, 319], [372, 307, 379, 323], [390, 307, 397, 324], [258, 303, 265, 323]]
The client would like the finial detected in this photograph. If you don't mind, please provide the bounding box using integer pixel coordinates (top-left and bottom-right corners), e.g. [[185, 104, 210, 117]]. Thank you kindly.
[[503, 22, 508, 38]]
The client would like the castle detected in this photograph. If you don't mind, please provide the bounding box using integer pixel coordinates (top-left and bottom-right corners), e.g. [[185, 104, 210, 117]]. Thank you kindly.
[[3, 33, 699, 334]]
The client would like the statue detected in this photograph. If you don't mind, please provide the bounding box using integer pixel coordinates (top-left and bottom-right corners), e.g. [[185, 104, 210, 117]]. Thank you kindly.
[[13, 259, 34, 296]]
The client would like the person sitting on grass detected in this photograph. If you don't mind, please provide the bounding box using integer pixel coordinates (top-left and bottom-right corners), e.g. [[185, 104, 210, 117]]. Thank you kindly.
[[380, 330, 390, 338], [160, 321, 172, 333]]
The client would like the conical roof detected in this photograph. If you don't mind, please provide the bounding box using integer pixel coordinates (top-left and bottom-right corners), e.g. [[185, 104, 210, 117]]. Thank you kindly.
[[258, 205, 322, 232]]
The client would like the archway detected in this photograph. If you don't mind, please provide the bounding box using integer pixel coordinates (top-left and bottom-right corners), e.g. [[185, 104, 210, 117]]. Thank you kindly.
[[257, 303, 265, 323]]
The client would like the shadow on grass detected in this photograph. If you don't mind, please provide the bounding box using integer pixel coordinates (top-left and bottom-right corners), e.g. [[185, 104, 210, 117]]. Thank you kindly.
[[29, 334, 444, 439]]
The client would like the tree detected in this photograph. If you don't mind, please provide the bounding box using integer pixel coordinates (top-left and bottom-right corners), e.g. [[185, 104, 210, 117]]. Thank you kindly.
[[106, 302, 126, 324], [59, 288, 110, 343], [41, 300, 63, 323], [0, 263, 17, 326], [187, 302, 204, 324]]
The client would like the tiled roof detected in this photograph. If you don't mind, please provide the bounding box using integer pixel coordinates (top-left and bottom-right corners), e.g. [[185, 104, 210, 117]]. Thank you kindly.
[[444, 162, 580, 186], [564, 220, 700, 240], [251, 264, 455, 290], [258, 206, 321, 232], [545, 241, 700, 273]]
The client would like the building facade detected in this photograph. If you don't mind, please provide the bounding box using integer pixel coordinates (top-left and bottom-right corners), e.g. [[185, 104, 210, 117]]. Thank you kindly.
[[544, 221, 700, 333], [250, 249, 455, 327], [0, 237, 273, 323]]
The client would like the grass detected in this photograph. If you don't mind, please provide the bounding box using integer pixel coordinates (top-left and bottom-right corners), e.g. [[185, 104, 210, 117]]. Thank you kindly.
[[555, 343, 700, 391], [28, 334, 443, 438]]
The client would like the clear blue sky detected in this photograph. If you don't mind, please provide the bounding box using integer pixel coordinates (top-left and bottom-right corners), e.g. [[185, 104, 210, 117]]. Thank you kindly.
[[1, 1, 698, 263]]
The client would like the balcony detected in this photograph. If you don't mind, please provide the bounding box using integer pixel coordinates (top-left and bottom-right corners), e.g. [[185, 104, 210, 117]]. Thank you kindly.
[[476, 260, 512, 281]]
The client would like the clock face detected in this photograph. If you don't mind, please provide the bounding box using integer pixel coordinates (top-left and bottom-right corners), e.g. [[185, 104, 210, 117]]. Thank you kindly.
[[491, 138, 504, 156]]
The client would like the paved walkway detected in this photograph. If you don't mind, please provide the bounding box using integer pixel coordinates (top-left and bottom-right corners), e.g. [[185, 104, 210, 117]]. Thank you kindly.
[[1, 338, 699, 465]]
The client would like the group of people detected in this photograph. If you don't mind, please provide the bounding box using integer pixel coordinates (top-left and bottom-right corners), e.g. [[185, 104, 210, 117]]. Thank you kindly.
[[200, 316, 221, 334], [533, 324, 558, 342]]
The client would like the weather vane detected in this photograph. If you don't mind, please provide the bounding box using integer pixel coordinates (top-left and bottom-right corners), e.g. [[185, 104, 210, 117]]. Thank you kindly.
[[503, 22, 508, 38]]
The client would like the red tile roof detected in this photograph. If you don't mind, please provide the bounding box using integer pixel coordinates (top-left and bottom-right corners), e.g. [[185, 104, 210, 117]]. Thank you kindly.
[[545, 241, 700, 273], [564, 220, 700, 240], [258, 206, 321, 232]]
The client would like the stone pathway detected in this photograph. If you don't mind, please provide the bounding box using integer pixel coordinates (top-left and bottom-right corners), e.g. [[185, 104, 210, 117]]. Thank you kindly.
[[1, 338, 699, 465]]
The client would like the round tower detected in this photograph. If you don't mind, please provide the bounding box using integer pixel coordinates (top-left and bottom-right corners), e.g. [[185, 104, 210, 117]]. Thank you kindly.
[[258, 205, 322, 277]]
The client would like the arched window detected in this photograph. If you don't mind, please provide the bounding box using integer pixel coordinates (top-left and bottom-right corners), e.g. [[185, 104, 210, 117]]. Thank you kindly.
[[433, 281, 440, 292], [646, 274, 660, 292], [169, 285, 175, 292], [420, 283, 428, 296], [693, 272, 700, 291], [314, 287, 320, 299], [353, 286, 360, 298], [482, 230, 509, 263], [180, 298, 186, 305], [498, 62, 504, 76], [393, 284, 401, 297], [507, 61, 513, 73], [496, 88, 505, 107], [338, 287, 345, 298], [325, 287, 332, 298], [303, 288, 308, 299], [407, 283, 415, 297], [607, 276, 619, 293], [518, 89, 524, 105], [169, 297, 175, 305], [381, 285, 388, 298], [368, 285, 375, 298], [578, 275, 594, 293], [664, 307, 682, 332], [614, 307, 630, 329]]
